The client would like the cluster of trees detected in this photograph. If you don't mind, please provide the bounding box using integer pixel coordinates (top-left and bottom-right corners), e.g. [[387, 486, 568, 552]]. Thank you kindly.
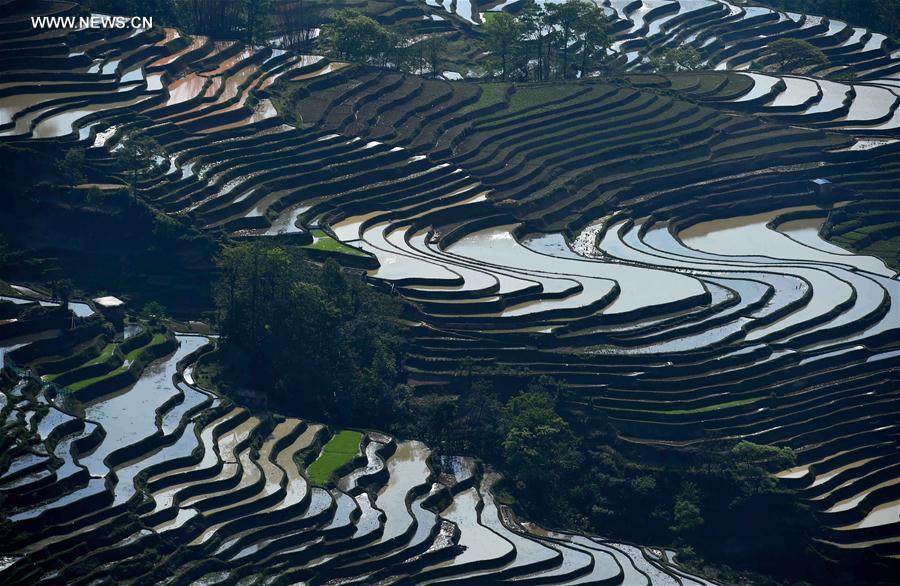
[[3, 141, 214, 315], [83, 0, 253, 40], [82, 0, 321, 47], [556, 436, 811, 578], [320, 10, 409, 70], [410, 363, 813, 578], [57, 129, 166, 194], [480, 0, 613, 80], [48, 279, 75, 308], [414, 372, 581, 508], [214, 243, 408, 425], [272, 0, 324, 51], [81, 1, 433, 66], [320, 9, 449, 77]]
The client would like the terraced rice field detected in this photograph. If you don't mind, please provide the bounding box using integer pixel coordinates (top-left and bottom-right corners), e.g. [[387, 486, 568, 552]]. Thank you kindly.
[[438, 0, 899, 83], [1, 0, 899, 581], [0, 294, 713, 584]]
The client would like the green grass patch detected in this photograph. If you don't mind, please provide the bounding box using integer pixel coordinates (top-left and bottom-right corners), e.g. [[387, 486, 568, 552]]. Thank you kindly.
[[642, 396, 765, 415], [67, 367, 123, 393], [506, 84, 580, 112], [303, 229, 368, 257], [125, 333, 167, 361], [460, 82, 508, 114], [306, 429, 363, 485], [85, 343, 118, 365]]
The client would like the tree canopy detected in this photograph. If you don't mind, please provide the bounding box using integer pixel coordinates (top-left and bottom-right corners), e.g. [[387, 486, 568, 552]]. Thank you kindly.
[[768, 38, 828, 70], [214, 243, 407, 425], [481, 0, 612, 80], [56, 147, 86, 186], [501, 389, 581, 497], [116, 129, 166, 191], [650, 44, 703, 72], [321, 9, 398, 67], [481, 12, 524, 80]]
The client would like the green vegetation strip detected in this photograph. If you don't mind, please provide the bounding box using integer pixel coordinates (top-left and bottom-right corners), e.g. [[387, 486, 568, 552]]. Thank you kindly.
[[306, 430, 363, 485], [66, 334, 168, 392], [638, 396, 765, 415], [44, 343, 117, 382], [84, 343, 118, 366], [303, 229, 368, 257]]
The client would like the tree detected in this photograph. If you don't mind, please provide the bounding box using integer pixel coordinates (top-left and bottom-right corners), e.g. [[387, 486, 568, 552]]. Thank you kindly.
[[768, 38, 827, 71], [384, 27, 412, 71], [244, 0, 271, 43], [216, 242, 295, 363], [524, 375, 566, 402], [117, 130, 166, 193], [424, 35, 446, 78], [322, 9, 394, 66], [631, 475, 657, 495], [731, 441, 796, 470], [50, 279, 73, 309], [178, 0, 244, 37], [729, 441, 796, 497], [501, 390, 581, 500], [141, 301, 167, 320], [426, 398, 458, 446], [482, 12, 524, 80], [456, 379, 503, 456], [671, 482, 704, 538], [517, 0, 545, 80], [576, 2, 611, 76], [85, 186, 106, 206], [273, 0, 324, 50], [544, 0, 591, 79], [651, 44, 703, 72], [479, 0, 610, 80], [875, 0, 900, 38], [57, 147, 86, 186]]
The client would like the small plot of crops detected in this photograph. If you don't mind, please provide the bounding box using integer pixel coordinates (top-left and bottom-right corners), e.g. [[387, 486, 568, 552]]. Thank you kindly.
[[303, 229, 369, 257], [306, 429, 363, 484]]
